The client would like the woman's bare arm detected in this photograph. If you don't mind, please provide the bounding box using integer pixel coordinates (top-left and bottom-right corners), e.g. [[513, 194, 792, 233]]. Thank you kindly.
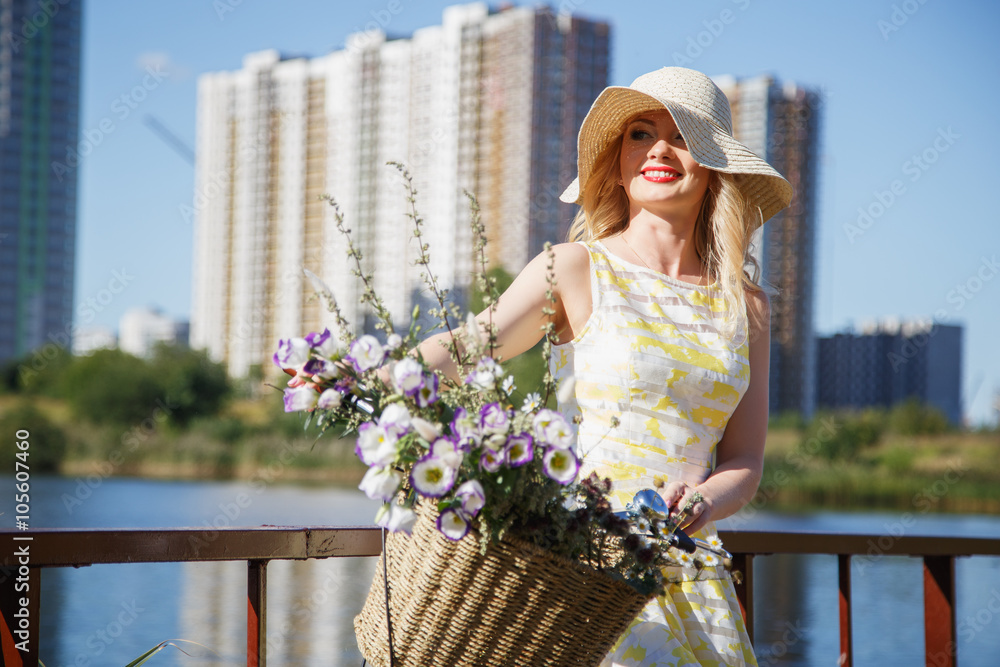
[[414, 243, 591, 381]]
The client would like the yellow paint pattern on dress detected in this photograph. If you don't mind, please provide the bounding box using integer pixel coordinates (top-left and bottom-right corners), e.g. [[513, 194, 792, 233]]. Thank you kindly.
[[690, 405, 727, 429], [703, 380, 741, 406]]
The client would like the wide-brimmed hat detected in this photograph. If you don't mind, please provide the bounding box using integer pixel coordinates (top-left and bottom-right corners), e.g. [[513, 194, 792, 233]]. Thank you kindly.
[[560, 67, 793, 226]]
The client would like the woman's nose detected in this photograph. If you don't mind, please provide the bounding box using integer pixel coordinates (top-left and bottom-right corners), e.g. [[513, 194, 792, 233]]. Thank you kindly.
[[648, 138, 674, 159]]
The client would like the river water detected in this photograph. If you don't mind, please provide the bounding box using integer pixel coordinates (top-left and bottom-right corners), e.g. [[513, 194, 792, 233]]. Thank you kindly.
[[7, 475, 1000, 666]]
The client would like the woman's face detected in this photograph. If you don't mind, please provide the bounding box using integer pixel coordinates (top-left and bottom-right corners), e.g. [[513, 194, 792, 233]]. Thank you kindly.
[[619, 109, 712, 220]]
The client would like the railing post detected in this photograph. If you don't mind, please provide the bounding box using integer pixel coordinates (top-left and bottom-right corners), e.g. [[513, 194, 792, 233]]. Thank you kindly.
[[838, 554, 853, 667], [0, 565, 40, 667], [730, 552, 754, 640], [248, 559, 268, 667], [923, 555, 956, 667]]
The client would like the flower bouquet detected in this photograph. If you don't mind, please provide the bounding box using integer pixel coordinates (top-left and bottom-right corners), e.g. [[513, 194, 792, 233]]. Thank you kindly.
[[274, 164, 722, 666]]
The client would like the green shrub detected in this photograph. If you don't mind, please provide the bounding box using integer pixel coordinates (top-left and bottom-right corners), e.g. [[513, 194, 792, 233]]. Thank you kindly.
[[880, 445, 916, 474], [888, 398, 950, 435], [0, 402, 67, 471], [769, 411, 805, 431], [801, 409, 885, 462], [148, 343, 230, 427], [61, 349, 165, 426]]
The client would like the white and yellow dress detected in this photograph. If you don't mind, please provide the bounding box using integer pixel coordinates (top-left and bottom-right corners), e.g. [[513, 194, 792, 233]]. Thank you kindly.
[[550, 240, 758, 667]]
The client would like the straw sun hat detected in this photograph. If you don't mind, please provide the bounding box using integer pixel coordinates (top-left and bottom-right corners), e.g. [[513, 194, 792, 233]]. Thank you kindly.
[[560, 66, 793, 226]]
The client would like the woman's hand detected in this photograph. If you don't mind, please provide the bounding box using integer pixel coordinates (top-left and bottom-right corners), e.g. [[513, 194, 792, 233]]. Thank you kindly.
[[659, 481, 714, 536]]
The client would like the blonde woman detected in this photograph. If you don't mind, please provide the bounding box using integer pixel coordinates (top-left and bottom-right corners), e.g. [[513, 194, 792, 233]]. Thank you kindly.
[[420, 66, 791, 665]]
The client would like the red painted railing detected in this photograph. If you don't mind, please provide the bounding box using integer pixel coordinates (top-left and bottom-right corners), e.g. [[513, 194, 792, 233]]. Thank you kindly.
[[2, 528, 998, 666]]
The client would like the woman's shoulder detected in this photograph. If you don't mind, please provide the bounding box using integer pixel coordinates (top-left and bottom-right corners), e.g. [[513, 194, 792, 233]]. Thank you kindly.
[[532, 241, 593, 275]]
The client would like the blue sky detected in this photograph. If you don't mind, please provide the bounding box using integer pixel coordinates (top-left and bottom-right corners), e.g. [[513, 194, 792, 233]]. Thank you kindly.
[[72, 0, 1000, 424]]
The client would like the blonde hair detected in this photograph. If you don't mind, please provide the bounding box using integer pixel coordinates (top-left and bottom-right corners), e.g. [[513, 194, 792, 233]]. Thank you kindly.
[[567, 134, 765, 343]]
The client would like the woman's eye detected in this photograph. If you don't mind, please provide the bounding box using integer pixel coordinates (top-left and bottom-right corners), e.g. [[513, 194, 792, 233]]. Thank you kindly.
[[629, 129, 650, 140]]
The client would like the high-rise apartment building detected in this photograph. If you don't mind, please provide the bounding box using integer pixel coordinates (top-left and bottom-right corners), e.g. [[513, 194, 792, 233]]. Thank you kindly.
[[0, 0, 83, 363], [816, 319, 963, 425], [715, 75, 822, 418], [191, 3, 609, 377]]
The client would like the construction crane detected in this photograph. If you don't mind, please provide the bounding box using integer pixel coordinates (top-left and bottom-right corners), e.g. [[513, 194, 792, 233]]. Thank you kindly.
[[142, 114, 195, 167]]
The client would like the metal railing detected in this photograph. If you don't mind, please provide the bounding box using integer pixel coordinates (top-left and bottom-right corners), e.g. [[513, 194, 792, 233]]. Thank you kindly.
[[2, 528, 999, 667]]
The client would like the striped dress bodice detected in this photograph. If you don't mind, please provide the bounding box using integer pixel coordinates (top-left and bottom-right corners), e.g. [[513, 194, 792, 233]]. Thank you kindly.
[[549, 240, 750, 512]]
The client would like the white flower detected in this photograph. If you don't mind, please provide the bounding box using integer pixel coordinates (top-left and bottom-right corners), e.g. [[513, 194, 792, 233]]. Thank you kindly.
[[355, 424, 399, 467], [702, 553, 719, 567], [316, 388, 343, 410], [465, 357, 500, 390], [411, 416, 441, 442], [391, 357, 424, 395], [283, 386, 317, 412], [385, 333, 403, 351], [431, 438, 463, 469], [706, 535, 724, 549], [677, 552, 694, 567], [635, 517, 651, 533], [349, 335, 385, 372], [376, 503, 417, 534], [273, 337, 310, 370], [410, 454, 457, 497], [437, 508, 470, 541], [359, 466, 402, 502], [542, 447, 579, 485], [502, 376, 515, 395], [521, 392, 541, 413], [378, 403, 412, 437], [556, 375, 576, 404]]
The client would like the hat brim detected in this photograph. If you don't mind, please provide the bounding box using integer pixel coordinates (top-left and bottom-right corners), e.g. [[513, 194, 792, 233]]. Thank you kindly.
[[561, 87, 792, 226]]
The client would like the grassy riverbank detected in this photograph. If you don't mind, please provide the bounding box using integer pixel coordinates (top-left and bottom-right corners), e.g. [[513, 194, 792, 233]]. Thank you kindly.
[[755, 422, 1000, 513], [3, 394, 998, 512]]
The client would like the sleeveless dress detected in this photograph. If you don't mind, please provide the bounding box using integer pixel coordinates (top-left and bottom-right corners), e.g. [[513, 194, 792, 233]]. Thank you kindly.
[[549, 240, 758, 667]]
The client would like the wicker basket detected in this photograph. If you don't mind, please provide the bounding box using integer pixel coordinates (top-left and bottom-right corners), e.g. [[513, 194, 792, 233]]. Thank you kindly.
[[354, 505, 651, 667]]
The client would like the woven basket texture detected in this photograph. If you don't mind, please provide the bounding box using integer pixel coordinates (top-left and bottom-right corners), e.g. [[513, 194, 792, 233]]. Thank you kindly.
[[354, 506, 650, 667]]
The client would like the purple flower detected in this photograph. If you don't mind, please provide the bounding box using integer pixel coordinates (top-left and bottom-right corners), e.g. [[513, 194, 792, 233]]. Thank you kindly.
[[505, 433, 534, 467], [479, 402, 511, 435], [305, 328, 340, 357], [273, 337, 310, 369], [415, 373, 439, 407], [542, 447, 579, 485], [479, 448, 504, 473], [347, 335, 385, 372], [533, 409, 574, 449], [451, 408, 481, 449], [303, 357, 338, 380], [391, 357, 424, 396], [455, 480, 486, 517], [283, 385, 317, 412], [410, 454, 457, 497], [437, 509, 470, 541]]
